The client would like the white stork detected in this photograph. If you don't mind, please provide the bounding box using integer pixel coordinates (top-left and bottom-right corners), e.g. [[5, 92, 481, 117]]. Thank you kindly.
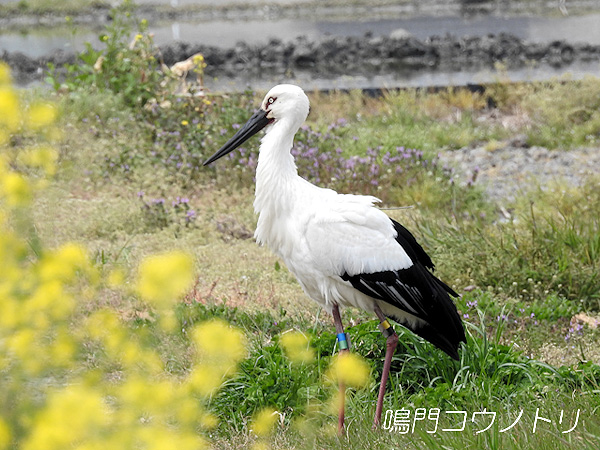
[[204, 84, 465, 431]]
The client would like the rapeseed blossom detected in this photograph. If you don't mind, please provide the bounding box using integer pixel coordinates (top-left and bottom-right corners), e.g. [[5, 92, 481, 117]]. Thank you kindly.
[[22, 386, 108, 450], [0, 418, 10, 450], [251, 408, 279, 436], [0, 171, 31, 206], [188, 319, 247, 395], [0, 65, 239, 449], [326, 352, 371, 388], [280, 330, 315, 363], [18, 146, 58, 176], [191, 318, 246, 363], [27, 102, 57, 130], [136, 250, 194, 307]]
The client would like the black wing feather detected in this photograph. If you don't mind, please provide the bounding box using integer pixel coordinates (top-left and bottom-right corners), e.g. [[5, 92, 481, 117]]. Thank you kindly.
[[341, 219, 465, 359]]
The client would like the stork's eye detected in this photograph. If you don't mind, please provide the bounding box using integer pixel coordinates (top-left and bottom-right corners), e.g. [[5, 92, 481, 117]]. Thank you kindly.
[[267, 97, 276, 105]]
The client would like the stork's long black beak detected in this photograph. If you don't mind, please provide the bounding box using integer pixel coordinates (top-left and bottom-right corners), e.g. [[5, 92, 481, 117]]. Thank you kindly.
[[203, 109, 271, 166]]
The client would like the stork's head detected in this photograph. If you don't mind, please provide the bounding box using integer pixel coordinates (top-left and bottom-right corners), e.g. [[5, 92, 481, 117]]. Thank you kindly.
[[203, 84, 309, 166]]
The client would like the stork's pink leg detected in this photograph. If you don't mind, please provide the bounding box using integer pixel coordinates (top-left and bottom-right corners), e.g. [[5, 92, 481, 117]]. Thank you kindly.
[[331, 304, 348, 435], [373, 304, 398, 428]]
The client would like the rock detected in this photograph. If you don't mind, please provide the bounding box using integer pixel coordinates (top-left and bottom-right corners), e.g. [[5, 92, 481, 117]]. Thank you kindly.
[[389, 28, 412, 40]]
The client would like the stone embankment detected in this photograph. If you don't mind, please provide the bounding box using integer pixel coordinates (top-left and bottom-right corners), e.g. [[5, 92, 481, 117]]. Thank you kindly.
[[4, 32, 600, 83]]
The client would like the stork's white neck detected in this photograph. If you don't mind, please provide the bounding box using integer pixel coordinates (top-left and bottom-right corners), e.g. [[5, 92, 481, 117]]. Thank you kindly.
[[254, 119, 301, 214], [253, 118, 303, 251]]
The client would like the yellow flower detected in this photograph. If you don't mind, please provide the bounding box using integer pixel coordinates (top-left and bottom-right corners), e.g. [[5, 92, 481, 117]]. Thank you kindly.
[[19, 146, 59, 176], [0, 88, 19, 133], [199, 412, 218, 430], [0, 61, 11, 85], [27, 103, 57, 130], [326, 352, 371, 388], [251, 442, 270, 450], [134, 33, 143, 42], [48, 326, 76, 369], [136, 428, 207, 450], [0, 172, 31, 206], [250, 408, 279, 437], [22, 385, 108, 450], [279, 330, 314, 364], [107, 267, 125, 287], [0, 73, 19, 132], [0, 417, 10, 450], [39, 243, 90, 283], [191, 319, 246, 364], [181, 120, 189, 126], [135, 251, 194, 307], [186, 365, 225, 397]]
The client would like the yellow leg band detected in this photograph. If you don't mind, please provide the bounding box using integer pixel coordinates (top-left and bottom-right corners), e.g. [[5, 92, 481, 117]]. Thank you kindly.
[[378, 319, 394, 338]]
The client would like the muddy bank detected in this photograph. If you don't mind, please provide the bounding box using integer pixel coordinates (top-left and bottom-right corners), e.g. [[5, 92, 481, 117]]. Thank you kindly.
[[5, 32, 600, 88]]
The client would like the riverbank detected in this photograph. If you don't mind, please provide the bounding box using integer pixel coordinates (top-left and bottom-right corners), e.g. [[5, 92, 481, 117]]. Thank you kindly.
[[4, 31, 600, 89]]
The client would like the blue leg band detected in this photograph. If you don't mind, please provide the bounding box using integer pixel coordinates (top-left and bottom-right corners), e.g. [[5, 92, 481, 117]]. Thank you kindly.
[[337, 332, 349, 351]]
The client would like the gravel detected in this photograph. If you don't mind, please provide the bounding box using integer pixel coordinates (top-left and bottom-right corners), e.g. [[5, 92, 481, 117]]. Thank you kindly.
[[438, 144, 600, 203]]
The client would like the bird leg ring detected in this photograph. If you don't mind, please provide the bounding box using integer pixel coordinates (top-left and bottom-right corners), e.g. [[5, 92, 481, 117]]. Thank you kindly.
[[337, 332, 349, 350], [378, 319, 394, 338]]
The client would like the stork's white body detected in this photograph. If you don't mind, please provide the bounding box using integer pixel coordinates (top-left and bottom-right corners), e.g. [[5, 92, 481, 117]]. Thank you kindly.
[[253, 104, 420, 329], [204, 83, 465, 430]]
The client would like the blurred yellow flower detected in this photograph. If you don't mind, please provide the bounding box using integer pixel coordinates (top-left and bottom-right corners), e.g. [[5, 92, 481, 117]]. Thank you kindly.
[[39, 243, 91, 283], [279, 330, 314, 364], [19, 146, 59, 176], [136, 251, 194, 306], [22, 386, 108, 450], [1, 172, 31, 206], [187, 365, 225, 397], [326, 352, 371, 389], [137, 428, 206, 450], [27, 103, 57, 130], [181, 120, 189, 126], [107, 267, 125, 287], [191, 319, 246, 364], [48, 326, 76, 368], [0, 61, 11, 85], [250, 442, 270, 450], [199, 412, 218, 430], [0, 86, 19, 131], [251, 408, 279, 437], [0, 418, 10, 450]]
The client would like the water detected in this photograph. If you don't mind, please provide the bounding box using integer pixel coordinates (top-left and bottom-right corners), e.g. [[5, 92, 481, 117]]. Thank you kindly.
[[210, 60, 600, 93], [3, 13, 600, 57], [1, 7, 599, 90]]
